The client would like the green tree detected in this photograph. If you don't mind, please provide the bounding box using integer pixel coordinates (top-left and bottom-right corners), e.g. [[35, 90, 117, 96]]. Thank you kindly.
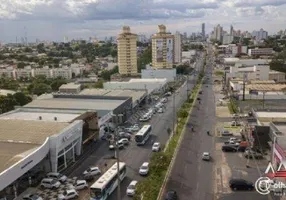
[[13, 92, 32, 106], [93, 80, 104, 88], [33, 83, 52, 96], [37, 43, 46, 53], [0, 94, 18, 113], [101, 66, 119, 80], [176, 65, 192, 74], [50, 79, 67, 91], [137, 46, 152, 72], [17, 62, 26, 69]]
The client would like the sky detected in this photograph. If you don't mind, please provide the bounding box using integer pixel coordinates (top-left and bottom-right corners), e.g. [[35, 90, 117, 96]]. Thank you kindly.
[[0, 0, 286, 43]]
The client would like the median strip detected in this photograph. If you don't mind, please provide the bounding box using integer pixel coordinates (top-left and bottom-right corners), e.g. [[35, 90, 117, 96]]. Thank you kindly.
[[134, 58, 206, 200]]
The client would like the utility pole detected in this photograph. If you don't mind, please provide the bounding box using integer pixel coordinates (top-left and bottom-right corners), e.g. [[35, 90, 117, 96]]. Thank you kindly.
[[262, 91, 266, 109], [242, 73, 247, 101], [112, 114, 124, 200], [173, 93, 176, 134]]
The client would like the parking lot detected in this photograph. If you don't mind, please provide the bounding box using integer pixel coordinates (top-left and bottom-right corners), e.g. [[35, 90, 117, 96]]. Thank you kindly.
[[213, 80, 271, 200]]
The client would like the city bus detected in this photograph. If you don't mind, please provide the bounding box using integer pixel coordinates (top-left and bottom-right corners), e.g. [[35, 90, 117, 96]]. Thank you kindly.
[[90, 162, 127, 200], [135, 125, 152, 145]]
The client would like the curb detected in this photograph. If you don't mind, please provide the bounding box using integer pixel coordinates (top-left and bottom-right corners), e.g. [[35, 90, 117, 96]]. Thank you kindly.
[[156, 81, 203, 200]]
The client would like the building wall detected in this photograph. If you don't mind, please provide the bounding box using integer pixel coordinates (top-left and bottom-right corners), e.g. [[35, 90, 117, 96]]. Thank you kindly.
[[117, 27, 138, 75], [269, 72, 286, 83], [141, 68, 176, 82], [0, 139, 50, 191], [152, 25, 174, 69], [49, 120, 83, 172], [248, 48, 273, 56], [174, 32, 182, 63]]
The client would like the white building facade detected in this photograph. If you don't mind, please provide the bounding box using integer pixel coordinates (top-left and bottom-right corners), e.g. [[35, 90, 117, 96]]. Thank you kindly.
[[174, 32, 182, 63]]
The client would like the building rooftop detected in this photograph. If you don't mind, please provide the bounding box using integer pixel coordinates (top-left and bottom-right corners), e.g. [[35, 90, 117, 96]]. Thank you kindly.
[[128, 78, 167, 83], [269, 70, 285, 74], [0, 110, 81, 122], [24, 97, 125, 111], [59, 83, 81, 89], [0, 119, 70, 173], [0, 89, 16, 96], [79, 89, 146, 104], [246, 84, 286, 91]]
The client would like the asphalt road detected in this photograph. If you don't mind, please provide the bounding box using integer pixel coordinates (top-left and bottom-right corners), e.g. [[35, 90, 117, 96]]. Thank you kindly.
[[162, 48, 216, 200], [66, 53, 205, 200], [108, 53, 205, 200]]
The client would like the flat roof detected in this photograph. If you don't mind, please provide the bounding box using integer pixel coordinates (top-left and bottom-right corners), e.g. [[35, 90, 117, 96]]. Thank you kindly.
[[0, 111, 81, 122], [256, 112, 286, 119], [0, 142, 39, 173], [24, 97, 125, 111], [0, 119, 70, 173], [59, 83, 81, 89], [128, 78, 167, 83], [246, 84, 286, 91], [80, 89, 146, 104]]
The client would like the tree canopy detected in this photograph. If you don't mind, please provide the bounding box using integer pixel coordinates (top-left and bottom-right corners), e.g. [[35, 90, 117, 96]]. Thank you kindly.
[[137, 46, 152, 72]]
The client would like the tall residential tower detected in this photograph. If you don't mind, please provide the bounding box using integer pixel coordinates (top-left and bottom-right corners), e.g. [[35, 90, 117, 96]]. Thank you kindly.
[[117, 26, 138, 75], [152, 25, 174, 69]]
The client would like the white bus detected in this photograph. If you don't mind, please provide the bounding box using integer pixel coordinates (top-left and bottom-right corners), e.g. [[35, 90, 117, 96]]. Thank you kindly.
[[90, 162, 127, 200], [135, 125, 152, 145]]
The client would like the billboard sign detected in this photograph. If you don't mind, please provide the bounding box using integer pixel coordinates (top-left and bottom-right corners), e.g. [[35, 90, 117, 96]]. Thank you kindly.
[[156, 39, 163, 62], [166, 39, 173, 64]]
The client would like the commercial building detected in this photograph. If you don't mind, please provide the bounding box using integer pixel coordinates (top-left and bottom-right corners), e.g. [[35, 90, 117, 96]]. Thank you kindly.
[[152, 24, 174, 69], [104, 78, 168, 94], [269, 71, 286, 83], [229, 80, 286, 100], [252, 28, 268, 41], [231, 45, 248, 56], [23, 94, 132, 126], [141, 65, 176, 82], [0, 117, 83, 195], [223, 58, 271, 66], [248, 48, 273, 56], [79, 88, 147, 108], [174, 32, 182, 64], [117, 26, 138, 75], [227, 65, 270, 81], [59, 83, 81, 94]]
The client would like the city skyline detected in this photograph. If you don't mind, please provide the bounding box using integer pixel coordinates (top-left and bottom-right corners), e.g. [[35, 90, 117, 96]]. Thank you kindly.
[[0, 0, 286, 42]]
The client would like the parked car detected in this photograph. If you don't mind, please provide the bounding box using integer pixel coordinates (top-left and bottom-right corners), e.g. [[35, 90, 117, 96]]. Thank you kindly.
[[83, 174, 94, 182], [126, 180, 138, 196], [221, 145, 238, 152], [71, 180, 88, 190], [202, 152, 211, 161], [229, 179, 254, 191], [152, 142, 161, 152], [158, 108, 164, 113], [127, 124, 140, 132], [118, 138, 129, 145], [58, 189, 79, 200], [46, 172, 67, 183], [23, 194, 43, 200], [139, 162, 149, 176], [83, 166, 101, 176], [139, 116, 150, 122], [109, 141, 124, 150], [40, 178, 61, 189], [221, 130, 233, 136], [165, 190, 178, 200], [118, 132, 131, 140]]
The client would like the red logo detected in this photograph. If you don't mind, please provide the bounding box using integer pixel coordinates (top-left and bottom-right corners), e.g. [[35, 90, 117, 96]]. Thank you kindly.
[[265, 162, 286, 178]]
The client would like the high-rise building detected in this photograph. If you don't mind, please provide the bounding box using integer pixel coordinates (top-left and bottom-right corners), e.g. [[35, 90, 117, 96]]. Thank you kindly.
[[252, 28, 268, 41], [202, 23, 205, 39], [174, 32, 182, 64], [213, 24, 223, 42], [152, 25, 174, 69], [117, 26, 138, 75], [230, 25, 234, 36]]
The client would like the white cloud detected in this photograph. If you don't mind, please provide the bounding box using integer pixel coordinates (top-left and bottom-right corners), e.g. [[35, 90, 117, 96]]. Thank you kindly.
[[0, 0, 285, 42]]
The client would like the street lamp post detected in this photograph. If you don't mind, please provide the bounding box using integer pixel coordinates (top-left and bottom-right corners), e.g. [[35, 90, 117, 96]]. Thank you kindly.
[[112, 114, 124, 200]]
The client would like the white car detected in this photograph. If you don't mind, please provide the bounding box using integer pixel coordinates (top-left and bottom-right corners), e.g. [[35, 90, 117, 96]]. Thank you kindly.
[[68, 180, 88, 190], [83, 166, 101, 176], [46, 172, 67, 183], [152, 142, 161, 152], [40, 178, 61, 189], [126, 180, 138, 196], [130, 124, 140, 132], [139, 116, 150, 122], [58, 189, 78, 200], [119, 138, 129, 145], [139, 162, 149, 176], [157, 108, 164, 113], [23, 194, 43, 200], [202, 152, 211, 161]]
